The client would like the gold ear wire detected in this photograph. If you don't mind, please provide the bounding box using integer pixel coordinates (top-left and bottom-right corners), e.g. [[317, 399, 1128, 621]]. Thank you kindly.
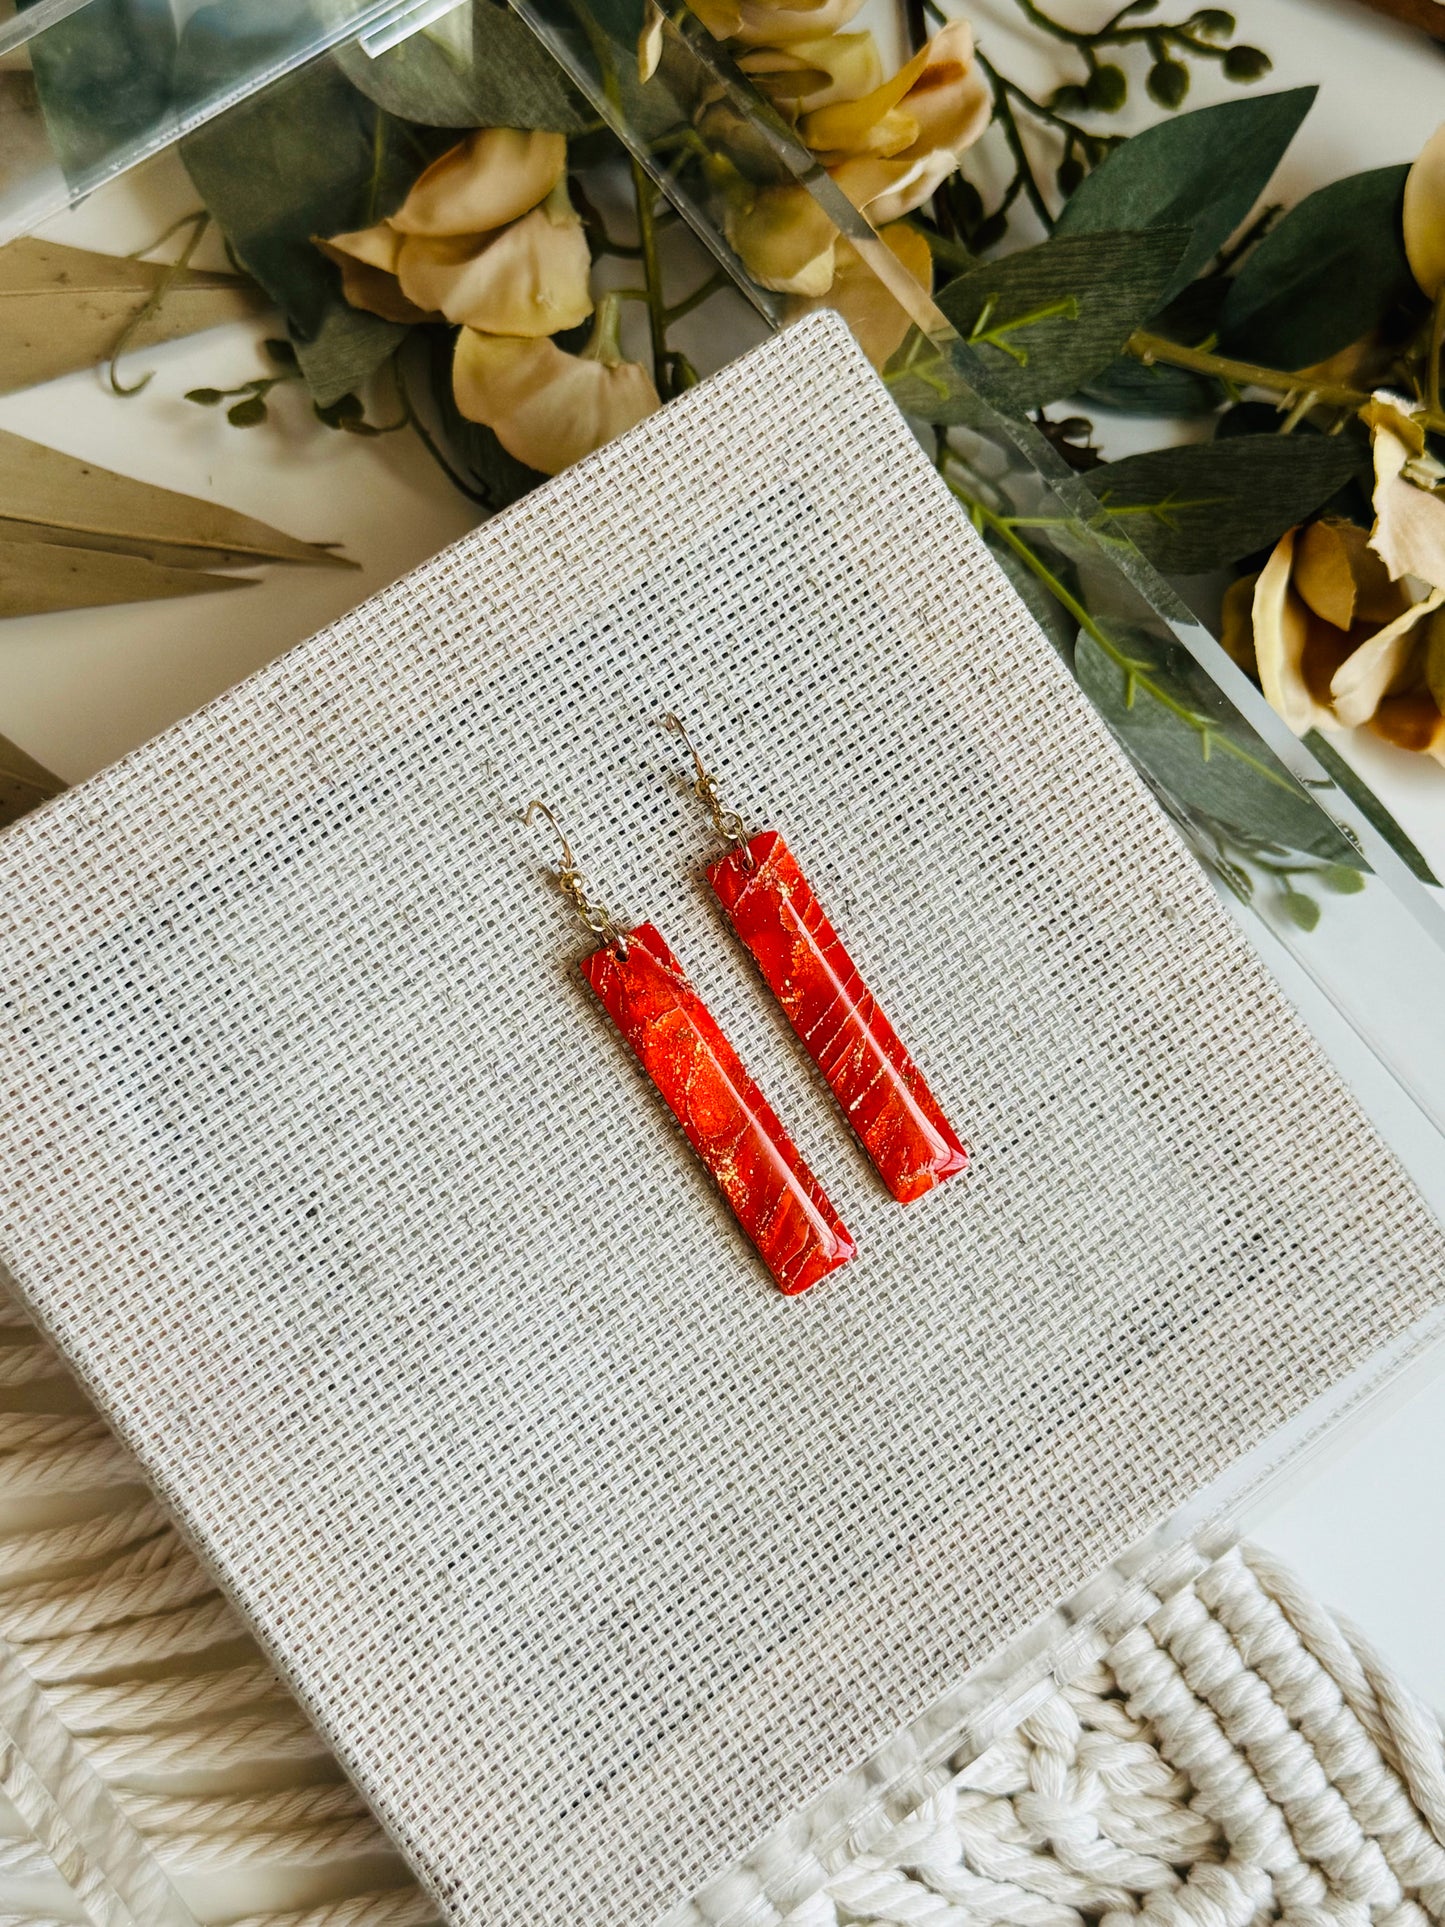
[[661, 713, 752, 856], [524, 800, 630, 955]]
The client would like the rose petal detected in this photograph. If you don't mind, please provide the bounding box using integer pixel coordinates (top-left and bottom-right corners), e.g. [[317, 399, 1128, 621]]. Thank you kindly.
[[1218, 571, 1260, 676], [689, 0, 743, 34], [1369, 418, 1445, 587], [639, 0, 665, 79], [725, 184, 838, 294], [1403, 120, 1445, 299], [896, 21, 992, 162], [397, 186, 593, 335], [315, 242, 435, 323], [785, 220, 931, 368], [453, 330, 660, 474], [314, 224, 435, 323], [390, 129, 568, 238], [737, 31, 882, 112], [1293, 515, 1405, 630], [317, 221, 404, 273], [728, 0, 867, 47], [800, 39, 930, 157], [1329, 588, 1443, 727], [1253, 528, 1341, 734], [1369, 686, 1445, 758], [831, 149, 958, 224]]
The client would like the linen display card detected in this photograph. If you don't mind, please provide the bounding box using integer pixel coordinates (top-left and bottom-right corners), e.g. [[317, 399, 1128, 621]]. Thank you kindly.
[[1, 314, 1442, 1927]]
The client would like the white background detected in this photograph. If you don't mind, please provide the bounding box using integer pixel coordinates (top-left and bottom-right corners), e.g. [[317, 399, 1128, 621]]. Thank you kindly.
[[3, 0, 1445, 1703]]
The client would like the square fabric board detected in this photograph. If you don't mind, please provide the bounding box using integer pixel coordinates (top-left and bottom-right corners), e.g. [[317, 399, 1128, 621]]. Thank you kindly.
[[1, 314, 1441, 1927]]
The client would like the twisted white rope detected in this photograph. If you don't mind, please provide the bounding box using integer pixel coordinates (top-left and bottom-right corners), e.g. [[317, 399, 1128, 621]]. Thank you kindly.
[[772, 1547, 1445, 1927]]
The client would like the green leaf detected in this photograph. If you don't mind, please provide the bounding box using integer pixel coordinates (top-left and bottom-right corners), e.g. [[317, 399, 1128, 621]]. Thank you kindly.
[[1055, 88, 1315, 299], [1081, 433, 1362, 573], [935, 227, 1191, 411], [1303, 729, 1438, 885], [1319, 863, 1366, 894], [1220, 165, 1416, 368], [291, 304, 408, 410], [986, 534, 1078, 658], [1080, 355, 1222, 415], [20, 0, 176, 191], [180, 54, 447, 392], [333, 1, 587, 131], [1075, 625, 1360, 864]]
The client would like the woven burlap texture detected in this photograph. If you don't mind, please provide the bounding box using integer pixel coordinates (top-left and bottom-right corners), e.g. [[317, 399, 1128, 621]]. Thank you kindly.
[[0, 314, 1441, 1927]]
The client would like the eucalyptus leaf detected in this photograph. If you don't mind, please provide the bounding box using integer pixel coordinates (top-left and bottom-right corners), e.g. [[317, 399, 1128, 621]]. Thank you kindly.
[[181, 54, 449, 387], [1055, 87, 1315, 298], [1075, 625, 1360, 864], [986, 535, 1077, 657], [0, 733, 65, 831], [1081, 356, 1222, 415], [1302, 730, 1438, 885], [1220, 165, 1417, 368], [0, 239, 265, 395], [0, 537, 252, 619], [881, 332, 984, 425], [0, 427, 354, 571], [292, 306, 409, 411], [1082, 433, 1362, 573], [935, 227, 1191, 411], [333, 2, 587, 131], [20, 0, 177, 190]]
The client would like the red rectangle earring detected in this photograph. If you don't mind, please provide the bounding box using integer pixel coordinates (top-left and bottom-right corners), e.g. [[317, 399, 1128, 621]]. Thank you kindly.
[[663, 719, 969, 1206], [526, 801, 855, 1295]]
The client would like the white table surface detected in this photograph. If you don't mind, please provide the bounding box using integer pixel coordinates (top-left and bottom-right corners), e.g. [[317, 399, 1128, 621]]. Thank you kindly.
[[4, 0, 1445, 1711]]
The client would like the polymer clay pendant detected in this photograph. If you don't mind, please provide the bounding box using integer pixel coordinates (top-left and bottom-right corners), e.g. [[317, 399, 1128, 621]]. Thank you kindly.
[[664, 718, 968, 1205], [583, 923, 855, 1294], [527, 802, 854, 1295]]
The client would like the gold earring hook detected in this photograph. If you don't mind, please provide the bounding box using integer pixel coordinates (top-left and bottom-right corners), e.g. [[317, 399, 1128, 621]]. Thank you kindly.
[[662, 713, 752, 857], [524, 799, 630, 955]]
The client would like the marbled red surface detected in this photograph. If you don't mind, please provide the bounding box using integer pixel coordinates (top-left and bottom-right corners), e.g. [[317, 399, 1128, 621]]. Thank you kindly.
[[709, 832, 968, 1205], [582, 922, 855, 1294]]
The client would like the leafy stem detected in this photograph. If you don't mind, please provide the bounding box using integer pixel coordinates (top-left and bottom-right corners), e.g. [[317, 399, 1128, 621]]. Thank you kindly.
[[1125, 329, 1445, 436], [108, 211, 212, 397], [970, 293, 1081, 363], [977, 56, 1056, 234], [945, 468, 1304, 795], [629, 153, 674, 399]]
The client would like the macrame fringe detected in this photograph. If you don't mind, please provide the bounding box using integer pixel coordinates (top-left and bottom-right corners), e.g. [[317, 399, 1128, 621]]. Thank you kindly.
[[3, 1272, 1445, 1927]]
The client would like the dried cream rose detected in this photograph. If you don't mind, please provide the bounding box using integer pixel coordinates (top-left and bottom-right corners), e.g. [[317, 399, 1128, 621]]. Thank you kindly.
[[1250, 515, 1445, 752], [736, 31, 883, 114], [786, 221, 932, 368], [725, 184, 838, 295], [1364, 398, 1445, 590], [397, 182, 593, 335], [1403, 121, 1445, 301], [831, 149, 961, 225], [452, 294, 660, 475], [389, 129, 568, 237], [313, 223, 433, 323]]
